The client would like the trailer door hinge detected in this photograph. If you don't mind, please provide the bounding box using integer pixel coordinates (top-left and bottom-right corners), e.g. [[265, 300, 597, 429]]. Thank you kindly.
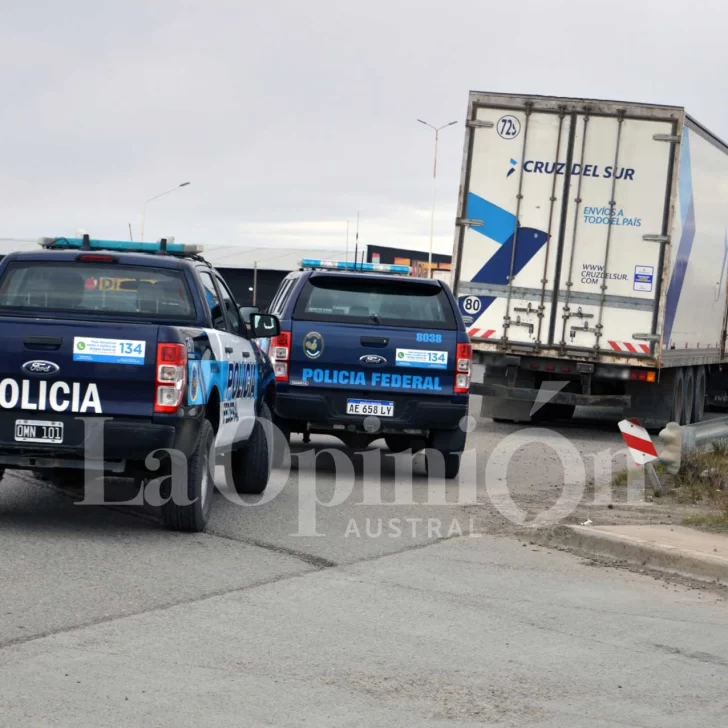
[[643, 234, 670, 243], [456, 217, 484, 228], [633, 333, 660, 342], [653, 134, 681, 143], [466, 120, 494, 129]]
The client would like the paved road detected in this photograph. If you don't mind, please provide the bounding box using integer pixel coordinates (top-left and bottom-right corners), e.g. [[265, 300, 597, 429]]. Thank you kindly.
[[2, 398, 727, 726]]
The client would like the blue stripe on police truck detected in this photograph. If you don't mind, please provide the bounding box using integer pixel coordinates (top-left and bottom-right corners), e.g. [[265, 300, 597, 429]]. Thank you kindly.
[[187, 359, 258, 409]]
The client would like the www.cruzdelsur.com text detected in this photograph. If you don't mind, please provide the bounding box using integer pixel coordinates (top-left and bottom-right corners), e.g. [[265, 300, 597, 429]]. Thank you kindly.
[[61, 414, 646, 537]]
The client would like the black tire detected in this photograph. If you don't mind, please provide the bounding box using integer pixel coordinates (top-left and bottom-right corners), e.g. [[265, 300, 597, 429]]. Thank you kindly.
[[229, 401, 272, 495], [339, 433, 374, 450], [0, 468, 4, 482], [672, 368, 685, 425], [424, 451, 462, 479], [425, 427, 467, 480], [271, 413, 291, 469], [161, 418, 215, 532], [531, 403, 576, 423], [693, 366, 707, 423], [384, 435, 425, 453], [683, 368, 695, 426], [32, 468, 80, 488]]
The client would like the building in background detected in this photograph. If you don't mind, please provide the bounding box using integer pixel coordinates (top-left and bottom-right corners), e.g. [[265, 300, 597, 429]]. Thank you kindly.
[[0, 239, 454, 310], [366, 244, 452, 279]]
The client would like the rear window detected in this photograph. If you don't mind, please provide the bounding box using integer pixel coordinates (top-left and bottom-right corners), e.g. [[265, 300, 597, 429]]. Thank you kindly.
[[292, 275, 456, 329], [0, 261, 196, 319]]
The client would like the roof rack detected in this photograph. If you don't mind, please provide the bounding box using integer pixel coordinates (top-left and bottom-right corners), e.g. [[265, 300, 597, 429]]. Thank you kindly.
[[299, 258, 412, 275], [37, 234, 204, 257]]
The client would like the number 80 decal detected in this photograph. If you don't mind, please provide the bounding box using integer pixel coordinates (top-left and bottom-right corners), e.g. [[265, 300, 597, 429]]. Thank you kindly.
[[461, 295, 482, 316]]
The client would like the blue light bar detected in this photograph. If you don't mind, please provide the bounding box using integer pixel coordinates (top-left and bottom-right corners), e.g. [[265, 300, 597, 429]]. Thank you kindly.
[[300, 259, 412, 274], [37, 237, 204, 255]]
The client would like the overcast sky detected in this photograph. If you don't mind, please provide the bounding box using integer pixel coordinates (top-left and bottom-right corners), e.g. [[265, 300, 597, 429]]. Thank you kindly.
[[1, 0, 723, 264]]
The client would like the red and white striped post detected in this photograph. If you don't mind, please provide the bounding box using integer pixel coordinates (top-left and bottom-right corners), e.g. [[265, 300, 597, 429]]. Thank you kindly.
[[618, 417, 662, 494]]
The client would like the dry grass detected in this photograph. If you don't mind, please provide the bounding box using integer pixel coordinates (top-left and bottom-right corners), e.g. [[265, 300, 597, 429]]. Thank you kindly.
[[671, 442, 728, 530], [612, 442, 728, 530]]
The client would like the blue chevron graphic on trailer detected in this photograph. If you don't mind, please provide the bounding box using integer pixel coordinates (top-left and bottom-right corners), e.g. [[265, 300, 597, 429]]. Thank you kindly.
[[464, 193, 550, 314], [467, 192, 517, 244], [663, 126, 695, 346]]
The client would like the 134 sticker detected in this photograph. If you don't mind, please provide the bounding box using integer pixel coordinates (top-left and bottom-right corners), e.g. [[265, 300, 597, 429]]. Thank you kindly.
[[395, 349, 448, 370], [73, 337, 146, 365]]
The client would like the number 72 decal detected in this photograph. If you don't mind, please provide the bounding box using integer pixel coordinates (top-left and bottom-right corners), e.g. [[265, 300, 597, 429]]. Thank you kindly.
[[497, 115, 521, 139]]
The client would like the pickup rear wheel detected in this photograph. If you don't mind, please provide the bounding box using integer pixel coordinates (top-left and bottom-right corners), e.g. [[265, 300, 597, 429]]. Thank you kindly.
[[161, 418, 215, 532], [384, 435, 426, 454], [229, 401, 272, 495], [425, 427, 467, 480]]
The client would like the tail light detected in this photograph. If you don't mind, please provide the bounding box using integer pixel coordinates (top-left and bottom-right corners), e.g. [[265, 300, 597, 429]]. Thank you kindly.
[[271, 331, 291, 382], [454, 342, 472, 393], [629, 369, 656, 382], [154, 343, 187, 413]]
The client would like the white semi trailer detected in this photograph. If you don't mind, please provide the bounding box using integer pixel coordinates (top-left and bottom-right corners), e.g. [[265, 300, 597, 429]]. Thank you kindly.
[[450, 91, 728, 428]]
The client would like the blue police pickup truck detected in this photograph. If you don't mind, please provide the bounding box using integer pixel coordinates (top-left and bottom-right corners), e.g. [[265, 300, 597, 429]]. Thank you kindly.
[[258, 259, 472, 478], [0, 235, 281, 532]]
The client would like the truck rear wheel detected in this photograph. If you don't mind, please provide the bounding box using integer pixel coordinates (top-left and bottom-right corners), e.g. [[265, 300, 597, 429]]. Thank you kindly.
[[384, 435, 426, 453], [683, 368, 695, 425], [161, 418, 215, 532], [693, 366, 707, 423], [271, 413, 291, 468], [229, 401, 272, 495], [425, 427, 467, 480], [531, 403, 576, 423]]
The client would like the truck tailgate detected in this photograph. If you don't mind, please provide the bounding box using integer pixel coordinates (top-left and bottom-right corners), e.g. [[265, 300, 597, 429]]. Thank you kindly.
[[0, 319, 159, 419]]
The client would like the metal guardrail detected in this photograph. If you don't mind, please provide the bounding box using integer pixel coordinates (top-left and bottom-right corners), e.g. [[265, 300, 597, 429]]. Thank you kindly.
[[677, 415, 728, 453], [654, 415, 728, 483]]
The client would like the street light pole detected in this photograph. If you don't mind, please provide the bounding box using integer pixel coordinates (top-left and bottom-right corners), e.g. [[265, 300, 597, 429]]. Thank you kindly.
[[417, 119, 457, 277], [140, 181, 191, 241]]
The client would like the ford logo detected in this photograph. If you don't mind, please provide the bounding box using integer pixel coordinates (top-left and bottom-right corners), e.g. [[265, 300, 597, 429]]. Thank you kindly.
[[22, 360, 60, 375], [359, 354, 387, 367]]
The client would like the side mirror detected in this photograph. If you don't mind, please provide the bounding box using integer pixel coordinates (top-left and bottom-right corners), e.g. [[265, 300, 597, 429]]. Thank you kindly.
[[238, 305, 259, 324], [250, 313, 280, 339]]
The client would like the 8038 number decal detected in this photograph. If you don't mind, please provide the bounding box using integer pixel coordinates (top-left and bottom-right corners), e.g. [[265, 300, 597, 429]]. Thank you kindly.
[[416, 332, 442, 343]]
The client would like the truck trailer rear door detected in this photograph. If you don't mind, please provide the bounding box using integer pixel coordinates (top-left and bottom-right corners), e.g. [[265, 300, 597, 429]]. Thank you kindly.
[[453, 93, 679, 357]]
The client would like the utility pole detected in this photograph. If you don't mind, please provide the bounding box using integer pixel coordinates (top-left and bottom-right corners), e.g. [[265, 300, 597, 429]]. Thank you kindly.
[[417, 119, 457, 277]]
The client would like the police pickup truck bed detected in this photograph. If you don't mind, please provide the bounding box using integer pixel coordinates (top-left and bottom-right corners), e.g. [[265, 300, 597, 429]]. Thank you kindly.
[[0, 236, 281, 532]]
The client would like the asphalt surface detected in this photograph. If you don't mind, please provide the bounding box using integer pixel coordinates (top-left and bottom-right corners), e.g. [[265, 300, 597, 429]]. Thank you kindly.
[[2, 391, 727, 726]]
